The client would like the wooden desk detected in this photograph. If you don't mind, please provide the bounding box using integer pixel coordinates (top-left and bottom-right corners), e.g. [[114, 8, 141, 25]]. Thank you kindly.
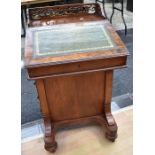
[[24, 3, 128, 153]]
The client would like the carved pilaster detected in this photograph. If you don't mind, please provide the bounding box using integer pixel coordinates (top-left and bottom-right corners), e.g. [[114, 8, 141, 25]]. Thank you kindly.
[[103, 70, 118, 142]]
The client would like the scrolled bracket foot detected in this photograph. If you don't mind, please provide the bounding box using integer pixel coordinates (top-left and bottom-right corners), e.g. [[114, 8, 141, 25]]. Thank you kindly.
[[105, 129, 117, 142], [104, 113, 118, 142], [44, 141, 57, 153], [43, 117, 57, 152]]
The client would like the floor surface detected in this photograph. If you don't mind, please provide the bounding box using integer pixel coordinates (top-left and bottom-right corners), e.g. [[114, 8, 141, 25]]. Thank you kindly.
[[22, 107, 133, 155]]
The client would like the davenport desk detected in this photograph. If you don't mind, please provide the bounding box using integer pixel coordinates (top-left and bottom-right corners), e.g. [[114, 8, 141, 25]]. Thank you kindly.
[[24, 3, 128, 153]]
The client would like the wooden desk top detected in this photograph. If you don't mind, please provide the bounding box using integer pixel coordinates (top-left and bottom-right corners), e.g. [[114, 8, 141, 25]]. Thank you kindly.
[[24, 3, 128, 68], [31, 22, 115, 57]]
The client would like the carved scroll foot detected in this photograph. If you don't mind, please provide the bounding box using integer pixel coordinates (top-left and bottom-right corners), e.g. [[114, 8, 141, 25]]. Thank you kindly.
[[104, 113, 118, 142], [44, 132, 57, 153], [43, 118, 57, 153], [105, 127, 117, 142], [44, 141, 57, 153]]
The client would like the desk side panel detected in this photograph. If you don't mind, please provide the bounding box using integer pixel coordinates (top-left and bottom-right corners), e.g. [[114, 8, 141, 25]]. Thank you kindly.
[[43, 72, 105, 121]]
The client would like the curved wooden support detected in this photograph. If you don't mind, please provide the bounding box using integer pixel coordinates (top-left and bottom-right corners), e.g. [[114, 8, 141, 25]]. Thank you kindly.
[[35, 79, 57, 152], [104, 113, 117, 142], [44, 117, 57, 153], [103, 70, 118, 142]]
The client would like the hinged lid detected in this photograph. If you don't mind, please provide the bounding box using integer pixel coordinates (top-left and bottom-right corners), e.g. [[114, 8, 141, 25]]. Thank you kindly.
[[24, 3, 128, 68]]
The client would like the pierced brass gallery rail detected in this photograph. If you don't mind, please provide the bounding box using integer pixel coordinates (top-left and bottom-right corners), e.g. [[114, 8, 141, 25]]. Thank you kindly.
[[28, 3, 103, 21]]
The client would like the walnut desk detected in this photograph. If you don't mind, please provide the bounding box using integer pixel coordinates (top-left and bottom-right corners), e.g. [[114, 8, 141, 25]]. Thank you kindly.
[[24, 3, 128, 153]]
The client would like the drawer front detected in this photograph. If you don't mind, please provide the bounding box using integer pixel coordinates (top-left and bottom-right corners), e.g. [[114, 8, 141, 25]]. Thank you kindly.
[[27, 56, 127, 79]]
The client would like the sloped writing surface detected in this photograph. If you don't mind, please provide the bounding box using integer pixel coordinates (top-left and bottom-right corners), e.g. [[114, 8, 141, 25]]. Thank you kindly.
[[33, 23, 115, 58]]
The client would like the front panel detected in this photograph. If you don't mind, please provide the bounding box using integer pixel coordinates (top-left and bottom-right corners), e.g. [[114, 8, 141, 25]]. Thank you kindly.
[[44, 71, 105, 121]]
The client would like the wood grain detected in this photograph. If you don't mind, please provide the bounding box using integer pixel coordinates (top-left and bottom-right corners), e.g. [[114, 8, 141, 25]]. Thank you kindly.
[[44, 72, 105, 121]]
